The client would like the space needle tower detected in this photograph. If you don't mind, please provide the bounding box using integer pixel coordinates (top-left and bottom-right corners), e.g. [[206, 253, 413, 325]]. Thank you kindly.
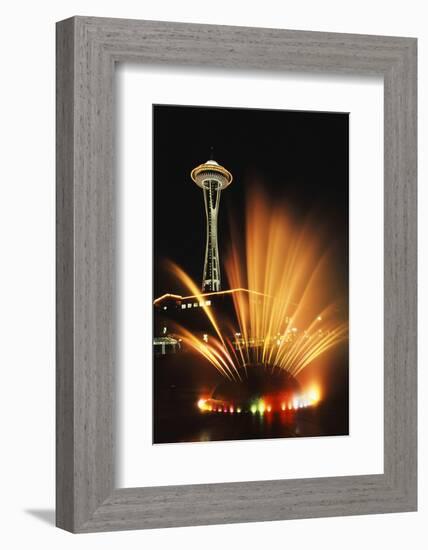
[[191, 149, 233, 293]]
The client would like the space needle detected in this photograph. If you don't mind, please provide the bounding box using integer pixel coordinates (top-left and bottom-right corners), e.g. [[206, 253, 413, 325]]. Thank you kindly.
[[191, 149, 233, 292]]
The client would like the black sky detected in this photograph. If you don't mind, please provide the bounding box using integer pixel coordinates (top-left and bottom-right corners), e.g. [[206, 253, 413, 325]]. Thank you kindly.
[[153, 104, 349, 298]]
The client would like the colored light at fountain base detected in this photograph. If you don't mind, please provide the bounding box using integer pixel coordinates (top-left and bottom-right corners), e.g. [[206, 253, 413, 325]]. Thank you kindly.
[[308, 385, 321, 404], [197, 388, 321, 415], [197, 398, 207, 410]]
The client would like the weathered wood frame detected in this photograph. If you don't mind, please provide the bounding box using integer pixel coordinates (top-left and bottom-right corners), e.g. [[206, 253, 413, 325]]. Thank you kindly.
[[56, 16, 417, 533]]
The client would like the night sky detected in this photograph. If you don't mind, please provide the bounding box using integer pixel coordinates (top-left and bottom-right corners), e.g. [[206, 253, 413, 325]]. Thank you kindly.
[[153, 104, 349, 298]]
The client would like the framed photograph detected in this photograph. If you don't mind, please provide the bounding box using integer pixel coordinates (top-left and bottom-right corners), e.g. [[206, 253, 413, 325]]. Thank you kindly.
[[56, 17, 417, 532]]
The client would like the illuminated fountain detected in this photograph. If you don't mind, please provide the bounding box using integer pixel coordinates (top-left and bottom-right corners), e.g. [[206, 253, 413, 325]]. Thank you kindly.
[[159, 184, 348, 413]]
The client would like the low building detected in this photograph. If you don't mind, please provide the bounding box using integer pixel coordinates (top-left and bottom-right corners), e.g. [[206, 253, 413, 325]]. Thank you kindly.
[[153, 288, 268, 351]]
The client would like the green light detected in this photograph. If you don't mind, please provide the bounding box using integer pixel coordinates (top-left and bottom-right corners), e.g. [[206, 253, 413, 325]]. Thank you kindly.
[[258, 400, 266, 414], [250, 404, 257, 414]]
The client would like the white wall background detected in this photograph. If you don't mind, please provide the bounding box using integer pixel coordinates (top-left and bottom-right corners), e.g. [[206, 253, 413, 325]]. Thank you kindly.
[[0, 1, 425, 548]]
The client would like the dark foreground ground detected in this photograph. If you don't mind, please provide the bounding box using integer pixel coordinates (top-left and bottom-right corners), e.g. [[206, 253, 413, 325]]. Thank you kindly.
[[153, 351, 349, 444]]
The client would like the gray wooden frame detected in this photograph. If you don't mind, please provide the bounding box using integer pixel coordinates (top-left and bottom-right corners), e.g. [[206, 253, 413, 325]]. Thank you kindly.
[[56, 16, 417, 533]]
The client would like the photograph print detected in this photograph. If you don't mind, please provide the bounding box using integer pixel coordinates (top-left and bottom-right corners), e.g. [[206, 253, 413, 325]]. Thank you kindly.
[[153, 104, 349, 444]]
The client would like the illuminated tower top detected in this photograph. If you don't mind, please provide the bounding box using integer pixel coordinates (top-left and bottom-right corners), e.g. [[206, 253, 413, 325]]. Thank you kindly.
[[191, 151, 233, 293]]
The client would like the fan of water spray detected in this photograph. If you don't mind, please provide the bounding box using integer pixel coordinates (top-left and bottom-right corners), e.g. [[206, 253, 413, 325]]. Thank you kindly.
[[165, 186, 348, 389]]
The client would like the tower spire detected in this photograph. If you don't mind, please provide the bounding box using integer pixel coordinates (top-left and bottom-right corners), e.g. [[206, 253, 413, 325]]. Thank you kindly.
[[191, 155, 233, 292]]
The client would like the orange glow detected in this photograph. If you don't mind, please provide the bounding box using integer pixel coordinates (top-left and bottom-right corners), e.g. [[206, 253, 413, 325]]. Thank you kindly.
[[197, 398, 212, 412], [307, 384, 322, 404]]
